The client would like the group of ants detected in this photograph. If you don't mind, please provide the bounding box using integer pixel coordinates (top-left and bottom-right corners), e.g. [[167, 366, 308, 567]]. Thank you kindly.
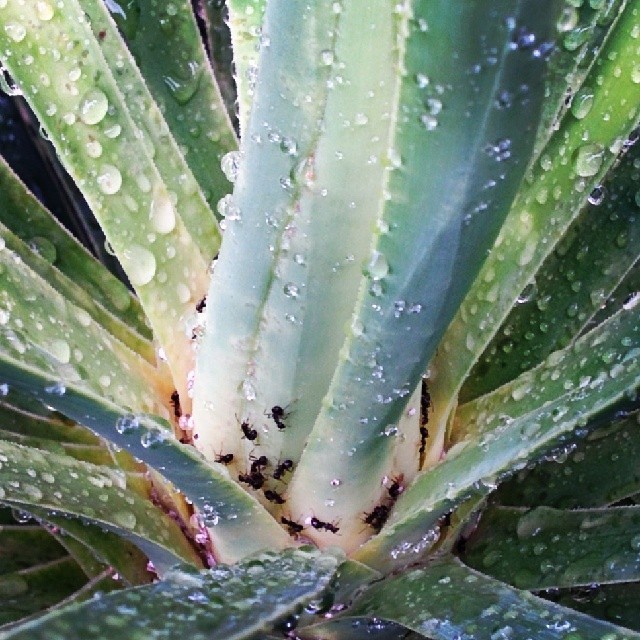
[[175, 301, 432, 540]]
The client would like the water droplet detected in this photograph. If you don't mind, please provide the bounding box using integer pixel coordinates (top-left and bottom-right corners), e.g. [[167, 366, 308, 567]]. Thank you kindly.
[[587, 184, 605, 205], [35, 0, 54, 20], [150, 185, 176, 234], [351, 317, 364, 336], [45, 339, 70, 364], [632, 63, 640, 84], [367, 251, 389, 280], [121, 245, 156, 286], [570, 88, 594, 119], [283, 283, 299, 298], [415, 72, 430, 88], [140, 429, 165, 448], [354, 112, 368, 126], [5, 23, 26, 42], [104, 124, 121, 138], [320, 49, 334, 66], [221, 151, 240, 183], [623, 291, 640, 311], [242, 379, 256, 401], [86, 139, 102, 158], [113, 510, 137, 529], [176, 282, 191, 304], [115, 414, 140, 434], [45, 382, 66, 395], [575, 143, 604, 177], [163, 63, 203, 105], [280, 137, 298, 156], [420, 113, 438, 130], [97, 164, 123, 195], [556, 7, 578, 32], [79, 88, 109, 125]]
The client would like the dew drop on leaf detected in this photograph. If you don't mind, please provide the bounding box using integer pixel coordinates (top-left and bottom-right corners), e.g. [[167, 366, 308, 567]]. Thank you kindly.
[[121, 245, 156, 286], [575, 143, 604, 177], [79, 88, 109, 125], [221, 151, 241, 183], [97, 164, 123, 195], [4, 23, 26, 42], [150, 186, 177, 234], [35, 0, 54, 20]]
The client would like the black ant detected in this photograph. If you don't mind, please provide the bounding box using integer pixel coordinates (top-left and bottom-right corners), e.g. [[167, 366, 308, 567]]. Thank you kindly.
[[364, 504, 390, 532], [238, 470, 265, 490], [419, 426, 429, 456], [281, 516, 304, 535], [250, 454, 268, 474], [273, 459, 293, 480], [264, 489, 286, 504], [387, 476, 404, 500], [170, 390, 182, 419], [240, 419, 258, 441], [420, 379, 431, 424], [268, 405, 288, 430], [215, 452, 234, 465], [195, 296, 207, 313], [310, 517, 340, 534]]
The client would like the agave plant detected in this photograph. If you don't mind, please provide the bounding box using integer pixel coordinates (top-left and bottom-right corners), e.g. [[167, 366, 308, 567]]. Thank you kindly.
[[0, 0, 638, 637]]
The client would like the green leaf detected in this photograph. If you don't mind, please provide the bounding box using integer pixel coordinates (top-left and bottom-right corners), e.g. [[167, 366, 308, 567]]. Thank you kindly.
[[79, 0, 225, 252], [463, 504, 640, 589], [0, 0, 215, 396], [0, 525, 67, 575], [330, 557, 640, 640], [428, 2, 640, 459], [200, 0, 237, 124], [0, 156, 151, 346], [195, 0, 562, 552], [0, 355, 292, 563], [496, 410, 640, 509], [0, 439, 201, 572], [226, 0, 265, 135], [1, 548, 340, 640], [27, 507, 152, 587], [0, 557, 88, 627], [0, 240, 169, 416], [590, 258, 640, 330], [354, 308, 640, 571], [535, 0, 628, 154], [104, 0, 238, 211], [285, 0, 563, 550], [461, 138, 640, 402], [555, 582, 640, 633]]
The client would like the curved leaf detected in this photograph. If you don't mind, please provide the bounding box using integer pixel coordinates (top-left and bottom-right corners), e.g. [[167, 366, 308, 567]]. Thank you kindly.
[[0, 0, 214, 396], [0, 239, 169, 415], [555, 582, 640, 633], [195, 0, 563, 553], [463, 504, 640, 589], [428, 2, 640, 459], [27, 506, 152, 587], [0, 548, 340, 640], [0, 557, 88, 628], [0, 156, 151, 346], [462, 138, 640, 401], [104, 0, 238, 211], [0, 356, 292, 563], [0, 439, 201, 571], [226, 0, 265, 135], [355, 308, 640, 571], [339, 558, 640, 640], [496, 410, 640, 509]]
